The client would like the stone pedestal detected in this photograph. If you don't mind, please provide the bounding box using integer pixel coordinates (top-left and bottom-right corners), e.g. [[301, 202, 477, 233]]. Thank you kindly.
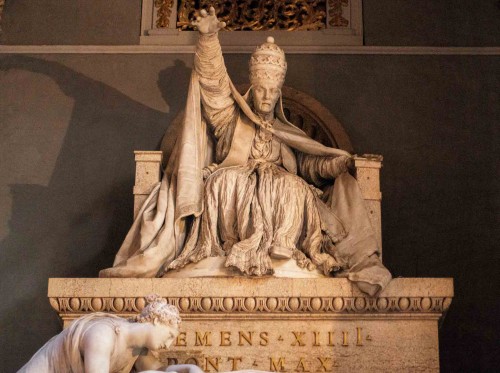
[[48, 277, 452, 372]]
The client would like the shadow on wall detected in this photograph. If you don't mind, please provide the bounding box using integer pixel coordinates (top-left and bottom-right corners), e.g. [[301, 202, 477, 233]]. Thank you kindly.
[[0, 55, 191, 371]]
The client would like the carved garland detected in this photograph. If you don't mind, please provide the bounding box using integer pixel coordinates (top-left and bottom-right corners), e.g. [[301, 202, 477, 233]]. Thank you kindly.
[[328, 0, 349, 27], [152, 0, 353, 30], [50, 296, 452, 314], [155, 0, 174, 28], [151, 0, 352, 31]]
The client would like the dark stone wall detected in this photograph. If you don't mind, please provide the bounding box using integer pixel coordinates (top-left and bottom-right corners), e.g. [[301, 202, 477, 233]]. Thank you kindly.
[[363, 0, 500, 46], [0, 0, 142, 45]]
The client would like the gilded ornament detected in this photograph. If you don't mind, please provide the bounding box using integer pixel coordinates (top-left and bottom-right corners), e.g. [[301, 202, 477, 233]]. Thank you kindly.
[[155, 0, 175, 28], [328, 0, 349, 27], [177, 0, 327, 31]]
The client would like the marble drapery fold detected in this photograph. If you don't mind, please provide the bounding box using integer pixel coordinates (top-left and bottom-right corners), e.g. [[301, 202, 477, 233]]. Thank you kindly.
[[100, 73, 214, 278]]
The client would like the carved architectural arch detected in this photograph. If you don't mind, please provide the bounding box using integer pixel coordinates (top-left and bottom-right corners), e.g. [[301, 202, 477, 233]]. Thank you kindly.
[[237, 84, 354, 152]]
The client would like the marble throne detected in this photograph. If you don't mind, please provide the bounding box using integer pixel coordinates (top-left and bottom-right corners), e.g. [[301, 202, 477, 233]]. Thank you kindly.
[[48, 86, 453, 372]]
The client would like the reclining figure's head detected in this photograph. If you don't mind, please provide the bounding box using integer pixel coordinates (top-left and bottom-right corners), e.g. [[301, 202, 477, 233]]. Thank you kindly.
[[132, 294, 181, 350], [249, 36, 287, 116]]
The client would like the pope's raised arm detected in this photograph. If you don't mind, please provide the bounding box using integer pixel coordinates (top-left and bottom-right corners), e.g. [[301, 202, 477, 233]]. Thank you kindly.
[[193, 7, 238, 137]]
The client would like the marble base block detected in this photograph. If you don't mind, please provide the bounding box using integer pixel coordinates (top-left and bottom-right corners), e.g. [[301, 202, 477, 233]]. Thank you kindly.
[[48, 278, 453, 372]]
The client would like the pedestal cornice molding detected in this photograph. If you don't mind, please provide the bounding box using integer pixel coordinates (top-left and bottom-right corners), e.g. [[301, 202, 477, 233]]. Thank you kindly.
[[48, 278, 453, 321], [47, 277, 453, 370], [49, 295, 451, 315]]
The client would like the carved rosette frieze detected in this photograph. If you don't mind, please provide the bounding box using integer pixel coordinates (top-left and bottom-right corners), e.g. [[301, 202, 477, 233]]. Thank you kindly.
[[154, 0, 174, 28], [49, 296, 452, 315], [328, 0, 349, 27], [177, 0, 327, 31]]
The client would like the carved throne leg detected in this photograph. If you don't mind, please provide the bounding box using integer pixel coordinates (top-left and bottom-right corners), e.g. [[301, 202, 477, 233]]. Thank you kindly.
[[133, 151, 163, 219], [354, 155, 383, 257]]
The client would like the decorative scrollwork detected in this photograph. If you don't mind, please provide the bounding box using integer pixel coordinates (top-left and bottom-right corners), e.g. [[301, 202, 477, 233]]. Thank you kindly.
[[155, 0, 175, 28], [328, 0, 349, 27], [50, 296, 452, 315], [0, 0, 5, 33], [177, 0, 327, 31]]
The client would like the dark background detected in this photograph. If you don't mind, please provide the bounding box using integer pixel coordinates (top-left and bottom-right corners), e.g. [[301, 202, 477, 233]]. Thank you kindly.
[[0, 1, 498, 372]]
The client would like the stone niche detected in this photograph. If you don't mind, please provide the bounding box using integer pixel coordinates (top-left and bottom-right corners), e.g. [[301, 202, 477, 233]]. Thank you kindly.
[[48, 277, 453, 372]]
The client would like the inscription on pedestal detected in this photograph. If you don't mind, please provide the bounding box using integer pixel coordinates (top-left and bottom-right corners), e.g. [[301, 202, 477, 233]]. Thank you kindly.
[[157, 318, 433, 372], [164, 326, 369, 371]]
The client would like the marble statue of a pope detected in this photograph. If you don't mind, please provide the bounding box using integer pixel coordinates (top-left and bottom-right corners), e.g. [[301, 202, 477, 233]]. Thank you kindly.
[[100, 8, 391, 296]]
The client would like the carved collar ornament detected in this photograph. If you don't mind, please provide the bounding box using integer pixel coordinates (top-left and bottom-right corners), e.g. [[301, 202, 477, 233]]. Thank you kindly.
[[249, 36, 287, 88]]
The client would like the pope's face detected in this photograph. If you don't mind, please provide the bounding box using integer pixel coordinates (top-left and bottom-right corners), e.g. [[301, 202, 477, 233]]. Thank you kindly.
[[145, 322, 179, 351], [252, 83, 280, 116]]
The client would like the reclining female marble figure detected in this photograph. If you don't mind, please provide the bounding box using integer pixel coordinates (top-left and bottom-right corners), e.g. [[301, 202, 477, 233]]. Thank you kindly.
[[18, 295, 200, 373], [99, 8, 391, 296]]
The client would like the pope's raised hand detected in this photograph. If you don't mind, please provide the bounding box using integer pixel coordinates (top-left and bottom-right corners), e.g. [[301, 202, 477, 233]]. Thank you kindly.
[[192, 7, 226, 35]]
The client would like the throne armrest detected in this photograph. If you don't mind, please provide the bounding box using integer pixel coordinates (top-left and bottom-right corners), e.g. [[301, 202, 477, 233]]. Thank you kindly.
[[133, 151, 163, 219], [354, 154, 383, 253]]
